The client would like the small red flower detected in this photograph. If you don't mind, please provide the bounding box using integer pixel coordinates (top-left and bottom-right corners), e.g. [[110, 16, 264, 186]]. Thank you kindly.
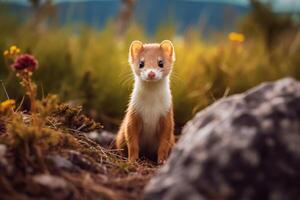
[[11, 54, 38, 72]]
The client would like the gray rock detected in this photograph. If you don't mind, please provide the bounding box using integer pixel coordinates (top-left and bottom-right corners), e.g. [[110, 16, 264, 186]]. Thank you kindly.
[[143, 78, 300, 200], [87, 130, 115, 147], [47, 154, 75, 170], [0, 144, 6, 158], [33, 174, 68, 189], [0, 144, 7, 165]]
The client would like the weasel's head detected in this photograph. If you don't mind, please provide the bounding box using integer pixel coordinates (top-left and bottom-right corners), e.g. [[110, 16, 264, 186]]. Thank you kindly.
[[128, 40, 175, 82]]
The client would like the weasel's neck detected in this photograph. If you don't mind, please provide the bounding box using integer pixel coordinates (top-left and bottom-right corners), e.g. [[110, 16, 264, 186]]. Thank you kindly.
[[130, 76, 172, 109]]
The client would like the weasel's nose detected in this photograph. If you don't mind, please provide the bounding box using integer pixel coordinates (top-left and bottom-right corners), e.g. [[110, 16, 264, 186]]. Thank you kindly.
[[148, 71, 156, 79]]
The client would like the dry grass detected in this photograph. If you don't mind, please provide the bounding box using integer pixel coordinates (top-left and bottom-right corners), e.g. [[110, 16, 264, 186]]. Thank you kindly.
[[0, 95, 157, 200]]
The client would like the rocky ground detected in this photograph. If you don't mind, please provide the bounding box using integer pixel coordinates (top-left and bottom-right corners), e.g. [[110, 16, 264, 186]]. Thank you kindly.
[[0, 96, 157, 200], [1, 78, 300, 200], [144, 78, 300, 200]]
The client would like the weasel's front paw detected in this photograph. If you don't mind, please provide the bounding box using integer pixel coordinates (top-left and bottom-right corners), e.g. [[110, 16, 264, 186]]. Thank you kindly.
[[157, 153, 168, 164], [128, 146, 139, 163], [128, 154, 139, 163], [158, 147, 170, 164], [157, 159, 166, 165]]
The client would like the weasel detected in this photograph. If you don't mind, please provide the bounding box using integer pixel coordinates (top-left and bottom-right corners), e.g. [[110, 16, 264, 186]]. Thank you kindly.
[[116, 40, 175, 163]]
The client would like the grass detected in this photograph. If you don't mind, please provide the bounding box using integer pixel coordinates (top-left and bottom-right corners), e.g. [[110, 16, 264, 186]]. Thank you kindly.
[[0, 56, 156, 199], [0, 3, 300, 199], [0, 4, 299, 130], [0, 94, 157, 200]]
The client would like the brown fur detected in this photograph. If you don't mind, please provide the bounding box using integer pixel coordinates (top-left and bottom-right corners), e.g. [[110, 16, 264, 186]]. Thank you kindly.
[[116, 40, 175, 163], [116, 104, 174, 163]]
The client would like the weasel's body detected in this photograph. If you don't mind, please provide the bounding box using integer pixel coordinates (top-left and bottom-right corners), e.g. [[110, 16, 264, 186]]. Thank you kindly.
[[116, 40, 175, 163]]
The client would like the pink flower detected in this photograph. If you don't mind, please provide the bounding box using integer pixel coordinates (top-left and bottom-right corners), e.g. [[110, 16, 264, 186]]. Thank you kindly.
[[11, 54, 38, 72]]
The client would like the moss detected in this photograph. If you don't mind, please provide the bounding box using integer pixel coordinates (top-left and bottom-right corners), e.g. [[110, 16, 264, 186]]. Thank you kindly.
[[52, 103, 103, 132]]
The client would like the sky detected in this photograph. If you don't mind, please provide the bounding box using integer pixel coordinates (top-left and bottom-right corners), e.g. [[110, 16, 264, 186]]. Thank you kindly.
[[1, 0, 300, 12]]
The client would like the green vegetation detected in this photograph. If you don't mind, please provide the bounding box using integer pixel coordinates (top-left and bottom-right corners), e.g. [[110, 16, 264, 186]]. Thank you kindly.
[[0, 1, 300, 199], [0, 3, 299, 131], [0, 74, 155, 199]]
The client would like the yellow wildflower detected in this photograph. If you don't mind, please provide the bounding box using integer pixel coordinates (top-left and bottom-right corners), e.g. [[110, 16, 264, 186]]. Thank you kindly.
[[8, 45, 21, 55], [228, 32, 245, 43], [3, 50, 9, 57], [3, 45, 21, 59], [0, 99, 16, 112], [10, 45, 17, 52]]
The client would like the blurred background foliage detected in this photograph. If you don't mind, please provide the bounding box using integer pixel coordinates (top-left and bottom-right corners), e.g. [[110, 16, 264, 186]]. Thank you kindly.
[[0, 0, 300, 131]]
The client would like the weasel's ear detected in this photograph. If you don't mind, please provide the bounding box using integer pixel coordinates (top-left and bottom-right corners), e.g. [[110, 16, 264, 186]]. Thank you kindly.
[[129, 40, 143, 63], [160, 40, 175, 61]]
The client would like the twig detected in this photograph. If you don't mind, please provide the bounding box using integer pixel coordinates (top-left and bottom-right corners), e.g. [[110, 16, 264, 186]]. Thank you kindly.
[[208, 90, 217, 102], [46, 117, 58, 129], [15, 96, 25, 112], [76, 124, 86, 131], [0, 80, 9, 100], [222, 87, 230, 98]]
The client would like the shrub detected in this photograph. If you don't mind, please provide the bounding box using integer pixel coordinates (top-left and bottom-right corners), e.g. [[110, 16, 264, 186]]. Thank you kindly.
[[0, 6, 299, 129]]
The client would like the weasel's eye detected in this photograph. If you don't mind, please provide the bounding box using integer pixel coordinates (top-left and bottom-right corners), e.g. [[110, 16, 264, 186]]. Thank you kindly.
[[158, 60, 164, 68], [139, 60, 145, 68]]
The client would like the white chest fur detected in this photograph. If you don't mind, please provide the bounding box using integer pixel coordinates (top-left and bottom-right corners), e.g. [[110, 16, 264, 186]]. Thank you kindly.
[[130, 77, 172, 152]]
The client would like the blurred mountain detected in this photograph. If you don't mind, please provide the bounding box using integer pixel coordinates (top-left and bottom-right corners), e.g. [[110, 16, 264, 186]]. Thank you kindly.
[[135, 0, 249, 34], [2, 0, 250, 34]]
